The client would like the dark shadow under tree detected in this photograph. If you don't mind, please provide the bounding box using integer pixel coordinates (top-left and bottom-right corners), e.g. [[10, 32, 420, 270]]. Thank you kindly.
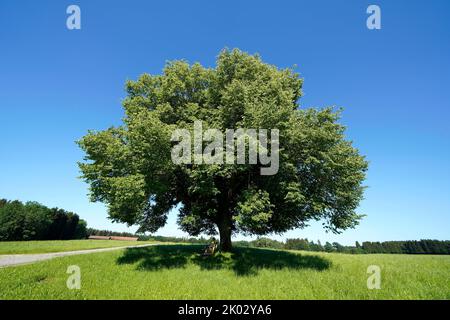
[[117, 245, 331, 276]]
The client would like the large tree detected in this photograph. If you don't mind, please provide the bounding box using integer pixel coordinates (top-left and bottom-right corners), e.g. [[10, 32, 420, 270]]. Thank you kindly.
[[78, 49, 368, 252]]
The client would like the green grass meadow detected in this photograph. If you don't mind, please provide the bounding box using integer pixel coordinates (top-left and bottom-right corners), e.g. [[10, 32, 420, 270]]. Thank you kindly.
[[0, 240, 158, 255], [1, 244, 449, 299]]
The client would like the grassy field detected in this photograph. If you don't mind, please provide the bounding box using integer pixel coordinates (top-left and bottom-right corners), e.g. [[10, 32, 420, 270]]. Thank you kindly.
[[0, 244, 449, 299], [0, 240, 158, 254]]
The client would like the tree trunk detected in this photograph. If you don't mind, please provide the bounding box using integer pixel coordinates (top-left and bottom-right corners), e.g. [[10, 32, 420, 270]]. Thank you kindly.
[[218, 217, 232, 252]]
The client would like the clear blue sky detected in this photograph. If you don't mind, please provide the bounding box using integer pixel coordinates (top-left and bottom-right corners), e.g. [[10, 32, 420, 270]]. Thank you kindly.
[[1, 0, 449, 245]]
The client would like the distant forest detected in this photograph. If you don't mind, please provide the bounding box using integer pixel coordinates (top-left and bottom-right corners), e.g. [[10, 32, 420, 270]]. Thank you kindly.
[[87, 228, 450, 255], [0, 199, 87, 241]]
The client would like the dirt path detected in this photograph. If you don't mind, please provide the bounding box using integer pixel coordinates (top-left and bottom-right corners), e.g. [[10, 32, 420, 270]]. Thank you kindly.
[[0, 243, 156, 268]]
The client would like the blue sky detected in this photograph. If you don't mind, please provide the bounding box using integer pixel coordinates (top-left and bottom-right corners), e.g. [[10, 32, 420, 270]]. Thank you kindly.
[[0, 0, 449, 245]]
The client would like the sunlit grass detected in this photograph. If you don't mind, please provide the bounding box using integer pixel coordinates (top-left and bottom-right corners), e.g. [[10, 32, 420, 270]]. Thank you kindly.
[[0, 244, 448, 299], [0, 240, 158, 254]]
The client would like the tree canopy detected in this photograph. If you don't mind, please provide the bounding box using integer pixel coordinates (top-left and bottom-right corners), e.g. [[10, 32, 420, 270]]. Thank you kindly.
[[78, 48, 368, 251]]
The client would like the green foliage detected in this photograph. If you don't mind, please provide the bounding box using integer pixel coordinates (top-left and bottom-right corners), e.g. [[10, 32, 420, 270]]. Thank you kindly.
[[333, 242, 346, 253], [137, 235, 208, 244], [362, 240, 450, 254], [78, 48, 368, 250], [285, 238, 310, 251], [0, 199, 7, 208], [74, 220, 88, 239], [0, 200, 51, 241], [21, 202, 53, 240], [86, 228, 210, 244], [309, 240, 324, 252], [0, 201, 25, 240], [250, 237, 284, 249], [257, 237, 450, 255], [0, 199, 87, 241], [324, 242, 335, 253], [87, 228, 138, 238]]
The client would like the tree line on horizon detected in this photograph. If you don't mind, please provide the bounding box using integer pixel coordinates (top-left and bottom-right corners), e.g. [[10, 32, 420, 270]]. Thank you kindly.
[[86, 228, 210, 244], [87, 227, 450, 255], [2, 198, 448, 255], [234, 237, 450, 255], [0, 199, 87, 241]]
